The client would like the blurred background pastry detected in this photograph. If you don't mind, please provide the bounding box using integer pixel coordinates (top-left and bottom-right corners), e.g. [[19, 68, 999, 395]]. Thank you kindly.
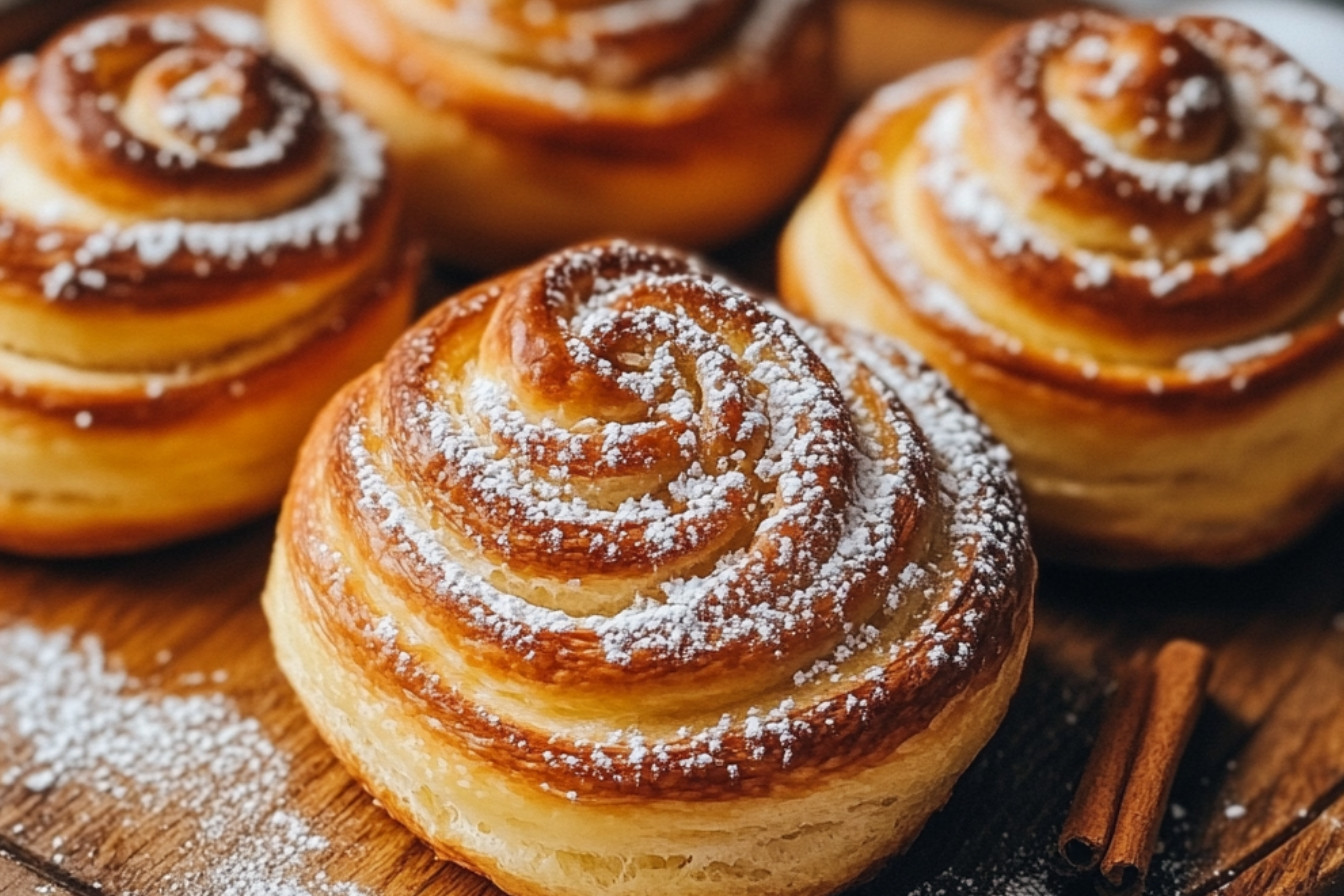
[[0, 6, 417, 555], [781, 9, 1344, 567], [262, 239, 1035, 896], [266, 0, 840, 269]]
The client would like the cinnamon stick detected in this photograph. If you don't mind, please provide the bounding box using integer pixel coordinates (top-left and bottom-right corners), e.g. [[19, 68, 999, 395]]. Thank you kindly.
[[1058, 651, 1154, 872], [1099, 639, 1212, 896]]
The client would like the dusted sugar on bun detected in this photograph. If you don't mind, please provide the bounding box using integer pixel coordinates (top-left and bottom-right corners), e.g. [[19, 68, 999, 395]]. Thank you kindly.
[[262, 241, 1035, 896], [0, 8, 418, 556], [267, 0, 838, 267], [782, 10, 1344, 567]]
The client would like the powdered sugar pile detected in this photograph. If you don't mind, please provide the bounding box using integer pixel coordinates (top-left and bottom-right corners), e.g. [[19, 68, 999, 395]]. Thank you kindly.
[[0, 622, 369, 896]]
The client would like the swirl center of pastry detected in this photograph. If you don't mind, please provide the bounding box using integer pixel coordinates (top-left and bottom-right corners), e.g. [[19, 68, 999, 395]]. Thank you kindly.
[[122, 48, 260, 153], [1047, 23, 1235, 164], [118, 44, 318, 173]]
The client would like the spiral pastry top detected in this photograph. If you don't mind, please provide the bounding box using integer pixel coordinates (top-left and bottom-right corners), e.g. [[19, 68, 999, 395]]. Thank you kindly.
[[0, 8, 416, 555], [263, 241, 1035, 896], [0, 7, 400, 369], [267, 0, 838, 265], [782, 11, 1344, 566], [808, 10, 1344, 379]]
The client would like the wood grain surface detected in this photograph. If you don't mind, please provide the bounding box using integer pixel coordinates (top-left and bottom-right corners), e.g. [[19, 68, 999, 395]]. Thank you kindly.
[[3, 1, 1344, 895]]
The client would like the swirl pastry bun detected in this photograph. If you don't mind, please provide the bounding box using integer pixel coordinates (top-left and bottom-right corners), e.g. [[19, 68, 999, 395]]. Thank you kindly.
[[266, 0, 838, 268], [781, 11, 1344, 567], [0, 8, 418, 556], [262, 241, 1035, 896]]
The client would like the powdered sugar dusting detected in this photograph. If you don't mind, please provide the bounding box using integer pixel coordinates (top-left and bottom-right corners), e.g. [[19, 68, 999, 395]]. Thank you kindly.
[[916, 81, 1326, 304], [36, 103, 384, 300], [1177, 332, 1294, 381], [845, 143, 1021, 357], [0, 622, 370, 896], [1053, 99, 1261, 211], [197, 5, 267, 47]]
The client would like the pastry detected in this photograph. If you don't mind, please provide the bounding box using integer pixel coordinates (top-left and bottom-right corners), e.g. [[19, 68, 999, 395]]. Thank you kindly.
[[265, 0, 838, 268], [0, 7, 418, 556], [262, 240, 1035, 896], [781, 10, 1344, 567]]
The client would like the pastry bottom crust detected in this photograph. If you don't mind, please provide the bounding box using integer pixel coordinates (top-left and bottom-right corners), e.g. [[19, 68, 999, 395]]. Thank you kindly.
[[0, 260, 416, 557], [263, 530, 1032, 896]]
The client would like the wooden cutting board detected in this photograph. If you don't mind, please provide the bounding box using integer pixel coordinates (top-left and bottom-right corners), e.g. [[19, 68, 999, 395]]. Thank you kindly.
[[3, 2, 1344, 895]]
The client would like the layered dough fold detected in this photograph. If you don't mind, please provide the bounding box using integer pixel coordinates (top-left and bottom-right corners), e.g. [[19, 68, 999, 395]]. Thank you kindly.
[[0, 8, 417, 555], [782, 11, 1344, 566], [263, 241, 1035, 896], [267, 0, 839, 266]]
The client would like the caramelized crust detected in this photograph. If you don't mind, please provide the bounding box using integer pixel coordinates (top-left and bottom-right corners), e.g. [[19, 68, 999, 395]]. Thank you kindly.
[[267, 0, 839, 267], [781, 11, 1344, 567], [0, 8, 418, 556], [263, 241, 1035, 896]]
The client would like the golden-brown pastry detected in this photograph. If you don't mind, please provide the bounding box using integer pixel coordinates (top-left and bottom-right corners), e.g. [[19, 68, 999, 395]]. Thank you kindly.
[[266, 0, 838, 268], [781, 10, 1344, 568], [262, 240, 1035, 896], [0, 7, 418, 556]]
